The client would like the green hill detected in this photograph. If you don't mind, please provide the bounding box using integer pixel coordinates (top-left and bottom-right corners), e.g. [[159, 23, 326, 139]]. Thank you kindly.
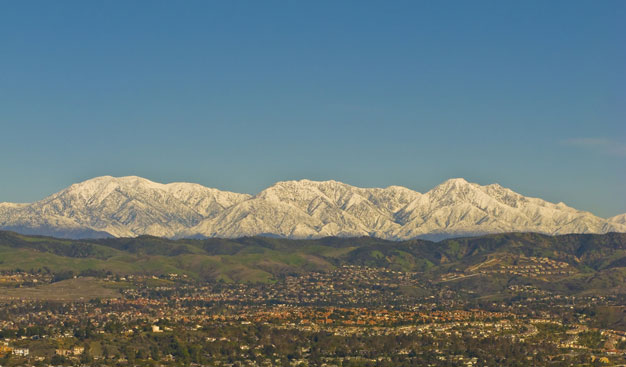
[[1, 231, 626, 292]]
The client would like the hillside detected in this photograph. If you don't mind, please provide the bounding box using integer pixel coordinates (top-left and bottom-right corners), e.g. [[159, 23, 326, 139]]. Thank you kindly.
[[2, 231, 626, 296]]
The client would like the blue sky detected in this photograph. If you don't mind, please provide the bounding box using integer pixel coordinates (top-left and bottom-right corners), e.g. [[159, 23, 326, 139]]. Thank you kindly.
[[1, 1, 624, 217]]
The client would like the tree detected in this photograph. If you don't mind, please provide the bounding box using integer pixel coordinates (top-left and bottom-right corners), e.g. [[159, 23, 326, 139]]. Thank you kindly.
[[51, 354, 66, 365]]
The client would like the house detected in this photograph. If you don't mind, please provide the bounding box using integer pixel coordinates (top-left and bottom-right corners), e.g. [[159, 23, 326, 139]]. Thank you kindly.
[[12, 348, 29, 356]]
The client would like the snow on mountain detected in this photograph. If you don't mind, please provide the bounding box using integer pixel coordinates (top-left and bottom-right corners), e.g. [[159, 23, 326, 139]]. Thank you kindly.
[[0, 176, 624, 240], [185, 180, 419, 239], [0, 176, 250, 238], [393, 178, 625, 240], [610, 214, 626, 225]]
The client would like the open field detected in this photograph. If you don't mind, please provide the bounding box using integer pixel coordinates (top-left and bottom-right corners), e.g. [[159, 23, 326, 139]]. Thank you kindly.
[[0, 277, 120, 301]]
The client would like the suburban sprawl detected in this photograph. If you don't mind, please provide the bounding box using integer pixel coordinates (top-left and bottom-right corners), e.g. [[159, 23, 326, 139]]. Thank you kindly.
[[1, 231, 626, 366]]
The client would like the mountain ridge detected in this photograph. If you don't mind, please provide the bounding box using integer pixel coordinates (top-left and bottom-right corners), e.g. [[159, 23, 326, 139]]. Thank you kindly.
[[0, 176, 624, 240]]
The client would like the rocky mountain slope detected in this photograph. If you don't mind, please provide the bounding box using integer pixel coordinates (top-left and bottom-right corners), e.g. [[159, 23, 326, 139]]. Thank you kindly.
[[0, 176, 624, 239]]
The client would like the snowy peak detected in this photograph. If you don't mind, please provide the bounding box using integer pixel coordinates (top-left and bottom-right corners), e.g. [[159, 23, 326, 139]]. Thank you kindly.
[[0, 176, 250, 238], [610, 214, 626, 225], [0, 176, 624, 240], [425, 178, 484, 204]]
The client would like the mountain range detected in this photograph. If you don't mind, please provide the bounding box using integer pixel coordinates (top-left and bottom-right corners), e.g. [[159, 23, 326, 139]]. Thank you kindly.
[[0, 176, 624, 240]]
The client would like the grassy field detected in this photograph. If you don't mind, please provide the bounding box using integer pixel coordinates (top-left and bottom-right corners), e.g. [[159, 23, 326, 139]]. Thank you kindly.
[[0, 277, 120, 301]]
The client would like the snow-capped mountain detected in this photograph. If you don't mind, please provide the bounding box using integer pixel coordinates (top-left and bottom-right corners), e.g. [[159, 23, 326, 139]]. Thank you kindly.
[[0, 176, 250, 238], [610, 214, 626, 225], [185, 180, 421, 239], [0, 176, 624, 240]]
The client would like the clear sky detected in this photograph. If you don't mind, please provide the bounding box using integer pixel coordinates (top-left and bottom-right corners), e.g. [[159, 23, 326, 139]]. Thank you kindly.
[[1, 1, 624, 217]]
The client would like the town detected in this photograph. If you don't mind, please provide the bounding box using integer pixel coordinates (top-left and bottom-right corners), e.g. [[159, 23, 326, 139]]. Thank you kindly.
[[1, 266, 626, 366]]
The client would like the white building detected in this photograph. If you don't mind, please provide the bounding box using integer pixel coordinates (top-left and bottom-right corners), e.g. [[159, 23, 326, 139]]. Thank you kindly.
[[12, 348, 29, 356]]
